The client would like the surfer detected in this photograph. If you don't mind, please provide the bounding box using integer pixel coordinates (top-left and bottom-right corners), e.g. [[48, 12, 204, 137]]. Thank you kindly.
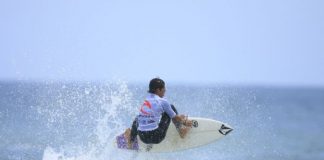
[[124, 78, 193, 148]]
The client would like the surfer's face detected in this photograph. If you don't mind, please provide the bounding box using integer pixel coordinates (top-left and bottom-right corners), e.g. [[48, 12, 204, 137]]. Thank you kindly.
[[156, 87, 166, 98]]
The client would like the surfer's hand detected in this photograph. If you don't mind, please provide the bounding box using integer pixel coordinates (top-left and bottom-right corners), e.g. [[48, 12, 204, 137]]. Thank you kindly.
[[184, 119, 193, 127], [173, 114, 186, 123], [179, 115, 192, 127], [179, 114, 186, 119]]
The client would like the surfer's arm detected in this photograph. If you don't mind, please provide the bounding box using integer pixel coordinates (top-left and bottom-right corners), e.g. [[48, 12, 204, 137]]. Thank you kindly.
[[160, 100, 176, 118]]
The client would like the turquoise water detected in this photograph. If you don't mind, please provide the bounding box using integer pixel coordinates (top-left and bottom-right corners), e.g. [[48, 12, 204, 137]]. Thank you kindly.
[[0, 81, 323, 160]]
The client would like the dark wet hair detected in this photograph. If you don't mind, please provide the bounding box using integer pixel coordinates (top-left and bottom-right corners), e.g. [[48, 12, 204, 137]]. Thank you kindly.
[[148, 78, 165, 93]]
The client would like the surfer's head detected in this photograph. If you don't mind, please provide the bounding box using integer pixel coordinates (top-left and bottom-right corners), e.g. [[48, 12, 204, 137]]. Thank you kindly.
[[148, 78, 166, 97]]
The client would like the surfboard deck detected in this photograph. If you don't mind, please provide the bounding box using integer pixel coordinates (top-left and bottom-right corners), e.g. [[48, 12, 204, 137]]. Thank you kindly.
[[115, 117, 233, 152]]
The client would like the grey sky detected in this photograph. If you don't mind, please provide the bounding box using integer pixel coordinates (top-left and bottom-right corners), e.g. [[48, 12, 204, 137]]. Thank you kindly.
[[1, 0, 324, 86]]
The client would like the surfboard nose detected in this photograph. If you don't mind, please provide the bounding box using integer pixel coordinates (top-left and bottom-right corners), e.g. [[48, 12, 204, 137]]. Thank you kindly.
[[219, 124, 233, 135]]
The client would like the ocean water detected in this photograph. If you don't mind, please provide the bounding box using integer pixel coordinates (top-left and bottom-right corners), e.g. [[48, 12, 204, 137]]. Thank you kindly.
[[0, 81, 323, 160]]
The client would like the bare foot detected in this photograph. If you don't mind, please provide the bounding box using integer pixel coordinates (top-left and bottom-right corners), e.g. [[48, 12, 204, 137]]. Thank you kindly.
[[124, 128, 132, 148], [184, 119, 193, 127], [179, 126, 191, 138]]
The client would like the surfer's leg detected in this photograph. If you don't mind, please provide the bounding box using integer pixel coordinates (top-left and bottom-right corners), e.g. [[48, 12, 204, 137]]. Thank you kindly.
[[169, 106, 192, 139], [171, 104, 178, 114], [130, 117, 138, 142], [154, 104, 178, 142], [124, 117, 138, 149], [138, 105, 179, 144], [159, 104, 177, 129]]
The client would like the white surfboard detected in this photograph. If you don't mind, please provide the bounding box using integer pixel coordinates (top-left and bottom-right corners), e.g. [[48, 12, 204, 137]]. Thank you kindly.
[[116, 117, 233, 152]]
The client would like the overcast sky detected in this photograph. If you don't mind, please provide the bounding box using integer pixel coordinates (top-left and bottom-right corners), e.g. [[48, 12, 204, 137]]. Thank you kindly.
[[1, 0, 323, 86]]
